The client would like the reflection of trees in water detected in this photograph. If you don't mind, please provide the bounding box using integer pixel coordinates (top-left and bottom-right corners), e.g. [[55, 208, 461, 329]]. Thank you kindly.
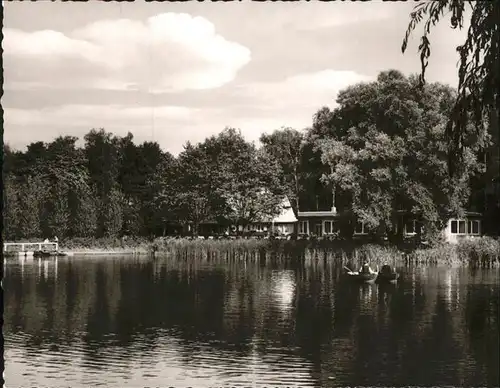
[[3, 252, 499, 387], [464, 280, 499, 385], [298, 264, 499, 387]]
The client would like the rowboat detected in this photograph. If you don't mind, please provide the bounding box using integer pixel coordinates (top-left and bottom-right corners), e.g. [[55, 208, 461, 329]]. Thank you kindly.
[[345, 271, 378, 283], [376, 264, 400, 284], [376, 271, 400, 284], [33, 250, 68, 258], [33, 250, 53, 258]]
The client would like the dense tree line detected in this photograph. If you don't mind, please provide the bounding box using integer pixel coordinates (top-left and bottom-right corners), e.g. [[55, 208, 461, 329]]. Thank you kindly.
[[3, 71, 499, 241], [3, 128, 285, 240]]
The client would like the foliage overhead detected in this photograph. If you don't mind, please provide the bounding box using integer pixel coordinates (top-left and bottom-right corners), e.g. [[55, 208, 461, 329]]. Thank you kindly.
[[402, 1, 500, 176]]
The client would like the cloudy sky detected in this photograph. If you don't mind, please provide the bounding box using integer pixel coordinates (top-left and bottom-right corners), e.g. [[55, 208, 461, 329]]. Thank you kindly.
[[3, 1, 468, 155]]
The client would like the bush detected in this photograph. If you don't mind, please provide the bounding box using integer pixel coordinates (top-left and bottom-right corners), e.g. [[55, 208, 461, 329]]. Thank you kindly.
[[409, 237, 500, 267], [457, 237, 500, 267], [410, 244, 458, 265], [59, 236, 151, 250]]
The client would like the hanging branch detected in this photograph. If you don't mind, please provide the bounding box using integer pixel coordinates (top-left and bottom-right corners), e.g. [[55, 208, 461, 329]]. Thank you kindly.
[[402, 1, 500, 177]]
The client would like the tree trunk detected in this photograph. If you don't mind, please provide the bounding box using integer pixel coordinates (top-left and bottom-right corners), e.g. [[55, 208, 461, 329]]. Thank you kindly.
[[294, 167, 300, 216]]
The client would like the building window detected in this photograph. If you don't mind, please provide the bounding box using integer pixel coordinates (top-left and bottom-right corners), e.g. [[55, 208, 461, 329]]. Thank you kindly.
[[459, 220, 466, 234], [404, 220, 417, 235], [354, 222, 367, 235], [323, 220, 335, 234], [450, 219, 481, 235], [468, 220, 480, 235], [251, 224, 265, 232], [299, 221, 309, 234]]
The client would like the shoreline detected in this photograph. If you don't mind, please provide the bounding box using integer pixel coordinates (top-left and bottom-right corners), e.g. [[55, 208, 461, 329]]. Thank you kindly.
[[65, 249, 151, 256], [3, 237, 498, 267], [4, 248, 151, 258]]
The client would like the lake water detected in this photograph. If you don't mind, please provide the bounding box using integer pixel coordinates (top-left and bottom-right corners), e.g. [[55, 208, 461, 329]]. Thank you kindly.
[[3, 252, 499, 387]]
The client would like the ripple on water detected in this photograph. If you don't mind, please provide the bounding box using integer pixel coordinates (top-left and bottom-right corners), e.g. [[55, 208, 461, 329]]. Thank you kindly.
[[4, 259, 498, 388]]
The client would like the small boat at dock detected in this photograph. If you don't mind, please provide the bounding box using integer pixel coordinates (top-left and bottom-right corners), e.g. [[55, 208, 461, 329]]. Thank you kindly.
[[33, 250, 52, 258], [33, 250, 68, 258]]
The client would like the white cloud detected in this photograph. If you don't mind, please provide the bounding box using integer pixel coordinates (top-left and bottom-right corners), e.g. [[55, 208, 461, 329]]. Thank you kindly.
[[3, 13, 251, 92], [236, 69, 374, 110]]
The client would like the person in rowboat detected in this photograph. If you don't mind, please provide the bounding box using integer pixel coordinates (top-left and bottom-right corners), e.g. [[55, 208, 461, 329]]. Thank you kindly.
[[359, 261, 377, 275], [380, 262, 393, 274]]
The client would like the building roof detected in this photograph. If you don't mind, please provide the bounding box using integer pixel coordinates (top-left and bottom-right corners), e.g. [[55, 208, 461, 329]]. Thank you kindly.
[[273, 204, 298, 223], [297, 210, 339, 218], [396, 209, 483, 218], [257, 198, 297, 224]]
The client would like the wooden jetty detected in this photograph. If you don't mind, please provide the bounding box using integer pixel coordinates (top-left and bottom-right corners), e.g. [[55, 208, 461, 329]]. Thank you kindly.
[[3, 242, 60, 257]]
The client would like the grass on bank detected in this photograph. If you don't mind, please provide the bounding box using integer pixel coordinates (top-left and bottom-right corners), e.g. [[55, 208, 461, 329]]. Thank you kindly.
[[152, 236, 500, 267], [60, 237, 152, 251], [408, 237, 500, 267], [4, 235, 499, 267], [350, 238, 499, 267]]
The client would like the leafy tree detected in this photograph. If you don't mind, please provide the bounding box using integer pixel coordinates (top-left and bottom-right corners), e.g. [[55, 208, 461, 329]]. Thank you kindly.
[[45, 180, 70, 238], [84, 129, 123, 237], [117, 133, 142, 235], [102, 188, 124, 238], [84, 129, 121, 195], [20, 141, 46, 177], [260, 128, 305, 216], [116, 134, 167, 236], [72, 183, 99, 238], [161, 128, 286, 235], [315, 70, 484, 239], [2, 176, 21, 240], [146, 155, 177, 236], [17, 175, 45, 238], [296, 111, 338, 213], [202, 128, 285, 229], [222, 148, 285, 228], [141, 152, 176, 237], [136, 141, 166, 235], [402, 1, 499, 176], [172, 141, 224, 234], [3, 144, 19, 176], [42, 136, 91, 238]]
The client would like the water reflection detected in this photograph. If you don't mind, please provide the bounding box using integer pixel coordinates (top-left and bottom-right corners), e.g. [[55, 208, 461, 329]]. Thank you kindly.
[[3, 254, 499, 387]]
